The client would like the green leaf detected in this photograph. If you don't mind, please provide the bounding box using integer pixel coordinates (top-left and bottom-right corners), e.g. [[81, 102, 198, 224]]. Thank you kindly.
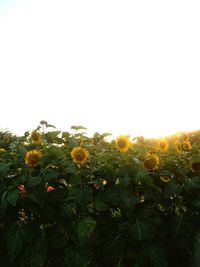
[[44, 131, 61, 143], [27, 176, 42, 187], [71, 125, 87, 131], [1, 191, 8, 212], [27, 192, 42, 206], [64, 248, 90, 267], [62, 131, 70, 139], [164, 180, 182, 198], [101, 133, 112, 138], [40, 120, 48, 126], [135, 170, 153, 185], [94, 200, 109, 211], [63, 202, 76, 218], [30, 239, 47, 267], [46, 124, 56, 129], [7, 225, 23, 262], [45, 145, 63, 158], [77, 217, 96, 241], [148, 245, 167, 267], [131, 219, 155, 241], [66, 163, 77, 174], [97, 187, 120, 206], [0, 163, 11, 175], [45, 226, 67, 250], [6, 190, 19, 207], [73, 187, 92, 207], [68, 174, 82, 185]]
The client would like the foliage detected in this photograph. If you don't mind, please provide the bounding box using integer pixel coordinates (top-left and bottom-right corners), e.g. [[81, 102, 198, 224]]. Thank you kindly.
[[0, 123, 200, 266]]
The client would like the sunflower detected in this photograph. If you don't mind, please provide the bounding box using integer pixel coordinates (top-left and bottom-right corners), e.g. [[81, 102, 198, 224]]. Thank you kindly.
[[71, 146, 89, 165], [175, 140, 182, 153], [31, 130, 41, 144], [190, 161, 200, 173], [157, 139, 168, 152], [182, 139, 192, 151], [160, 176, 171, 183], [115, 135, 132, 152], [143, 152, 160, 171], [25, 150, 41, 167]]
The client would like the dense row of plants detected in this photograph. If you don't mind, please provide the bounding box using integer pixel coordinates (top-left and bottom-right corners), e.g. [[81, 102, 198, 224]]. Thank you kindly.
[[1, 121, 200, 267]]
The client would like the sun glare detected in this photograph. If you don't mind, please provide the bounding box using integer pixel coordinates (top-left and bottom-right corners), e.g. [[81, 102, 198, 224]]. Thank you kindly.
[[0, 0, 200, 139]]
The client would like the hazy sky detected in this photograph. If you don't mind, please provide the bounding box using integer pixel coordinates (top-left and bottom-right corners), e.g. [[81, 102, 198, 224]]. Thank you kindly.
[[0, 0, 200, 138]]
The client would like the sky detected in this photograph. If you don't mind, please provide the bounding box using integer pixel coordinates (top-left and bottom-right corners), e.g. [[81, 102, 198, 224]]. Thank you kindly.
[[0, 0, 200, 138]]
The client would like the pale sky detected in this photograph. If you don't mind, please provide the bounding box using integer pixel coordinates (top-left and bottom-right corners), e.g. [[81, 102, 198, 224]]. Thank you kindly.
[[0, 0, 200, 138]]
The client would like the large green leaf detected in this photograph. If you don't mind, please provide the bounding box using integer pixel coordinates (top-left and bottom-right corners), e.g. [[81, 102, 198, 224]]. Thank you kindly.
[[148, 245, 167, 267], [7, 225, 23, 262], [27, 176, 42, 187], [164, 180, 182, 198], [72, 187, 92, 207], [64, 248, 90, 267], [6, 189, 19, 207], [130, 219, 155, 241], [1, 191, 8, 212], [44, 131, 61, 143], [0, 162, 11, 176], [94, 200, 109, 211], [96, 187, 120, 206], [135, 170, 153, 185], [77, 217, 96, 240], [30, 239, 47, 267]]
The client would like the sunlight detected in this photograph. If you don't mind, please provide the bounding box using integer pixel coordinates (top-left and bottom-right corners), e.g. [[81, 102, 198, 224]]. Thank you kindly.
[[0, 0, 200, 139]]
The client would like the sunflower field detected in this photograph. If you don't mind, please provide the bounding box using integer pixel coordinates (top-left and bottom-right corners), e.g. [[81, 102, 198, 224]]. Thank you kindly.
[[1, 121, 200, 267]]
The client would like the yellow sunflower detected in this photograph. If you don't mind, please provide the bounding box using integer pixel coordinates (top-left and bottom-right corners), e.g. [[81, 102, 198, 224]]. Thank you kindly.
[[143, 152, 160, 171], [182, 139, 192, 151], [175, 140, 182, 153], [71, 146, 89, 165], [115, 135, 132, 152], [160, 176, 171, 183], [30, 130, 41, 144], [157, 139, 168, 152], [25, 150, 41, 167]]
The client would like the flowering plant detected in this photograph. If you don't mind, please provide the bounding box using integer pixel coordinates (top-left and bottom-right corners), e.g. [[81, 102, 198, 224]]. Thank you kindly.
[[0, 121, 200, 267]]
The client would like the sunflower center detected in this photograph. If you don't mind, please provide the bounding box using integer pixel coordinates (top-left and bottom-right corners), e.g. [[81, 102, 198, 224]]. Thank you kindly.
[[117, 140, 126, 149], [191, 162, 200, 172], [75, 151, 85, 161], [160, 142, 166, 149], [144, 157, 157, 170], [29, 155, 39, 165]]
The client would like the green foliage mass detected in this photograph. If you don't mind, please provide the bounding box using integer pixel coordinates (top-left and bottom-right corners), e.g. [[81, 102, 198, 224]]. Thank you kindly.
[[0, 122, 200, 267]]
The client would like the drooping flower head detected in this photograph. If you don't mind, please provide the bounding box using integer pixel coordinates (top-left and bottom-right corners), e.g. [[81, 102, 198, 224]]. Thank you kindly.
[[115, 135, 132, 152], [175, 139, 192, 153], [182, 139, 192, 151], [144, 152, 160, 171], [25, 149, 41, 167], [30, 130, 41, 144], [71, 146, 89, 165], [175, 140, 182, 153], [157, 139, 169, 152]]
